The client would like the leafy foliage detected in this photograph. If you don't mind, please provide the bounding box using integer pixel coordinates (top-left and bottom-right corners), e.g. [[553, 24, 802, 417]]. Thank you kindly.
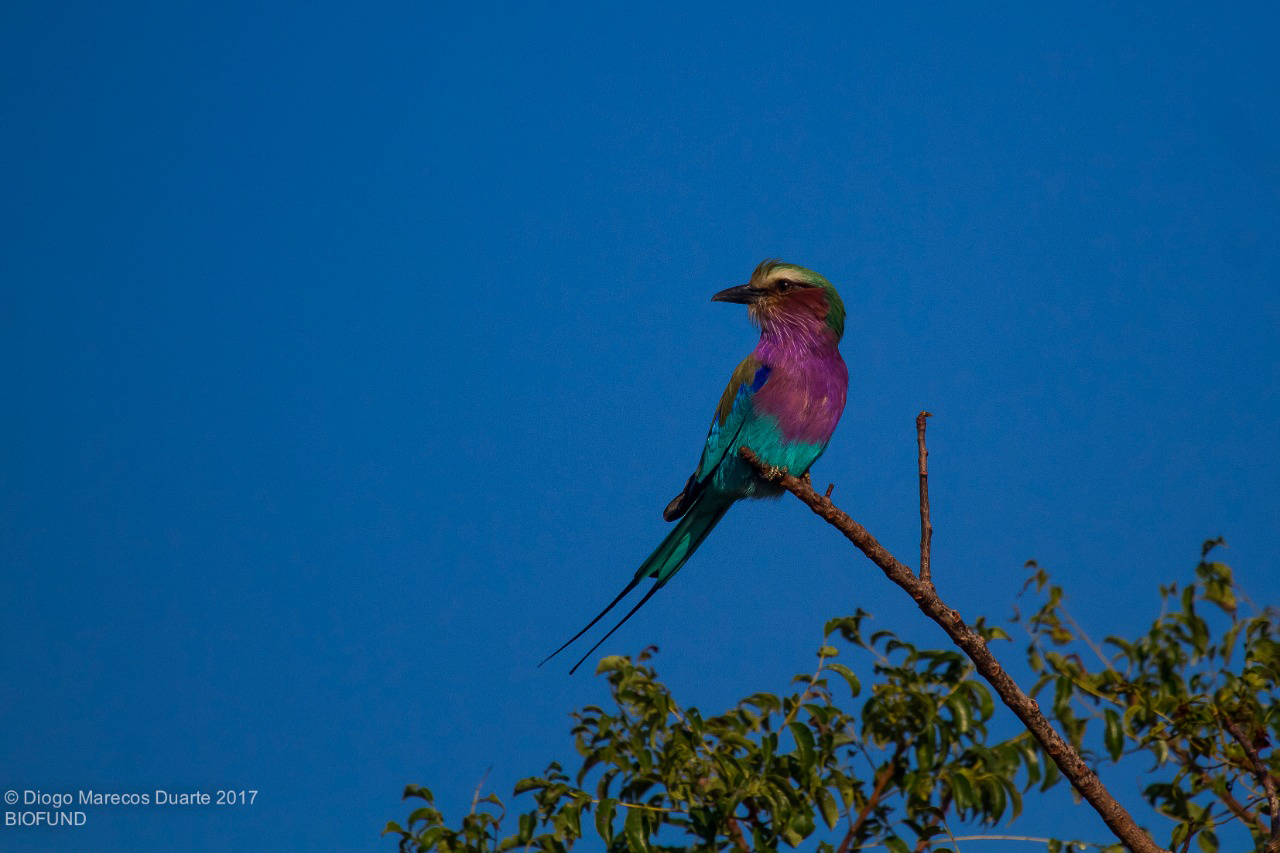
[[1019, 539, 1279, 853], [388, 545, 1276, 852]]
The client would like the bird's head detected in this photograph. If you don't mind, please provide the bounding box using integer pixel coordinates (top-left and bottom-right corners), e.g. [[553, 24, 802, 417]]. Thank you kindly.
[[712, 260, 845, 340]]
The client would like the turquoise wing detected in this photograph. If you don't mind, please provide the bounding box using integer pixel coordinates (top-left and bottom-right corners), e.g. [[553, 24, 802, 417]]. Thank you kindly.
[[696, 355, 772, 482], [663, 355, 776, 519]]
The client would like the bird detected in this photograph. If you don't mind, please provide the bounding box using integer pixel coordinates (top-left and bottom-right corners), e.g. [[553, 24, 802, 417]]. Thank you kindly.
[[541, 259, 848, 674]]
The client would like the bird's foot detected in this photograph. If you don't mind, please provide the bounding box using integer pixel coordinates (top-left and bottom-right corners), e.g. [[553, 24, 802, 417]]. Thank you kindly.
[[762, 464, 790, 481]]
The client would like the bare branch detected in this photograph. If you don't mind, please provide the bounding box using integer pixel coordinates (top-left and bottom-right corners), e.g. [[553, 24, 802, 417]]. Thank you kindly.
[[1223, 717, 1280, 853], [916, 411, 934, 585], [740, 443, 1167, 853]]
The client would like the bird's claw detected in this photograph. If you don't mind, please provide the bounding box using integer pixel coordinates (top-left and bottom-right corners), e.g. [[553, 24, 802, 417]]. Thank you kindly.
[[763, 464, 789, 481]]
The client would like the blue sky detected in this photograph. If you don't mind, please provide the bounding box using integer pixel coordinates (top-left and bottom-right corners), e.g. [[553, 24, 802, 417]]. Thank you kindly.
[[2, 2, 1277, 850]]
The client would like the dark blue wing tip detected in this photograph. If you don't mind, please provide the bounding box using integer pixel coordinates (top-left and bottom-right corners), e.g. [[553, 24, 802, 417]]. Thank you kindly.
[[750, 364, 772, 392]]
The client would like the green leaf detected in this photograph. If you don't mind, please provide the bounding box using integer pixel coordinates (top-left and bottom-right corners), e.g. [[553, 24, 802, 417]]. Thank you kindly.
[[949, 695, 971, 733], [950, 771, 974, 808], [595, 798, 616, 844], [403, 784, 434, 802], [827, 662, 861, 698], [790, 806, 816, 839], [623, 804, 648, 852], [1103, 709, 1123, 761], [789, 722, 816, 772], [595, 655, 627, 674], [815, 786, 839, 829], [513, 777, 546, 794], [817, 645, 839, 658]]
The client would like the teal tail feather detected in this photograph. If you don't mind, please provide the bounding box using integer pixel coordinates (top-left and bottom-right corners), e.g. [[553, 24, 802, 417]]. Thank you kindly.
[[539, 496, 732, 674]]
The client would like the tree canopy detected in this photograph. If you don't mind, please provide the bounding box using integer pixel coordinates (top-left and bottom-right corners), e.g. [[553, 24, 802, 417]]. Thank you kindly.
[[387, 544, 1276, 853]]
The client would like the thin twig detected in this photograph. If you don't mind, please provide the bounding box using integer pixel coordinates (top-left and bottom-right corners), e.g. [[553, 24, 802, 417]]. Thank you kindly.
[[837, 744, 906, 853], [740, 443, 1167, 853], [725, 816, 752, 852], [1223, 717, 1280, 853], [912, 794, 953, 853], [597, 799, 679, 814], [875, 836, 1112, 848], [469, 766, 492, 814], [782, 646, 833, 729], [916, 411, 933, 585], [1167, 741, 1263, 833], [1058, 602, 1118, 674], [1178, 818, 1195, 853]]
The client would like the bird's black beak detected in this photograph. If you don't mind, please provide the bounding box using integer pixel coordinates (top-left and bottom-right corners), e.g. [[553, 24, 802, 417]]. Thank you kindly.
[[711, 284, 761, 304]]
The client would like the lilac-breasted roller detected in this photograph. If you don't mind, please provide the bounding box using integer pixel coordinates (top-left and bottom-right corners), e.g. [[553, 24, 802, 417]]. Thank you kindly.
[[542, 260, 848, 673]]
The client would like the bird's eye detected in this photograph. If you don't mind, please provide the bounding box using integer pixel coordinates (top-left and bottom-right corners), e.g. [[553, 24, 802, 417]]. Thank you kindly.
[[777, 280, 792, 293]]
